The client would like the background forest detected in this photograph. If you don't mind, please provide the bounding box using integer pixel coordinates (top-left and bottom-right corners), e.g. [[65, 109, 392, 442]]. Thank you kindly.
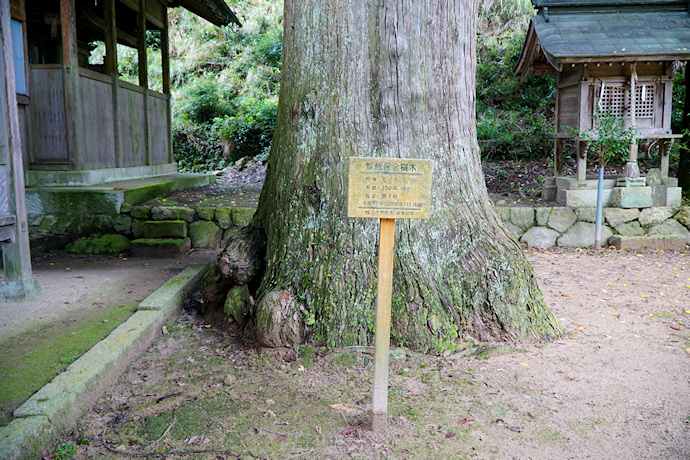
[[120, 0, 686, 177]]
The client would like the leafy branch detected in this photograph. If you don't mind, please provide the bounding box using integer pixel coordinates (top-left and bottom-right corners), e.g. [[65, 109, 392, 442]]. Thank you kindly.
[[580, 109, 635, 168]]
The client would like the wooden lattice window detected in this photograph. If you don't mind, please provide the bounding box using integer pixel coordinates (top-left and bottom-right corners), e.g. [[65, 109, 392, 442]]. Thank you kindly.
[[634, 84, 654, 118], [598, 85, 626, 117], [597, 83, 655, 118]]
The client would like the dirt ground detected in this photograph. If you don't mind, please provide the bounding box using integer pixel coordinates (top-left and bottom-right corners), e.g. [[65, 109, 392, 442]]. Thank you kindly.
[[54, 246, 690, 459]]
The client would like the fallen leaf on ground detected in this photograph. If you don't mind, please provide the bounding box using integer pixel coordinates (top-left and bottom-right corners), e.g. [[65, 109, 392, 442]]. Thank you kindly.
[[341, 427, 357, 436], [458, 418, 475, 424], [506, 426, 523, 432], [329, 403, 362, 416], [519, 362, 529, 367], [445, 430, 454, 438]]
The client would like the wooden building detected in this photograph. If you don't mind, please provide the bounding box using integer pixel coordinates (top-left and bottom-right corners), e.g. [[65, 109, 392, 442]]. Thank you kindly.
[[515, 0, 690, 189], [11, 0, 238, 186], [1, 0, 237, 299]]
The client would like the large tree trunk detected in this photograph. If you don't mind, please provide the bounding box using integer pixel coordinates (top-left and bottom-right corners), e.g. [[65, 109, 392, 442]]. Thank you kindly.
[[248, 0, 562, 352]]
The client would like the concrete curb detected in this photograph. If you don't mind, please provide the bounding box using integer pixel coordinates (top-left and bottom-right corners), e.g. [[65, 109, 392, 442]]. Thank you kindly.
[[0, 262, 211, 460]]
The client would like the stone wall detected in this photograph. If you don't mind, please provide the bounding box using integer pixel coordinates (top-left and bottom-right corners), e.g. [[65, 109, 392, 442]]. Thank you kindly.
[[495, 206, 690, 248], [28, 203, 690, 252], [28, 205, 255, 252]]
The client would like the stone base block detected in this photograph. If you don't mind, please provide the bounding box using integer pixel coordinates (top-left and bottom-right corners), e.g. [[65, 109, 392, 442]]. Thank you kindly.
[[611, 187, 653, 208], [542, 177, 557, 202], [562, 189, 613, 208], [609, 234, 687, 251], [0, 277, 43, 301], [130, 238, 189, 257]]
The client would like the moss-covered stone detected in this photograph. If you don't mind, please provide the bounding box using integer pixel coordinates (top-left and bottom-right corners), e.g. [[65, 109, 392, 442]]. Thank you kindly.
[[141, 220, 187, 238], [223, 285, 252, 327], [64, 234, 130, 255], [197, 207, 216, 221], [151, 206, 196, 222], [232, 207, 255, 227], [131, 219, 145, 238], [114, 215, 133, 234], [38, 215, 58, 234], [50, 216, 74, 235], [131, 206, 152, 219], [188, 221, 222, 248], [215, 207, 232, 229], [120, 201, 133, 213]]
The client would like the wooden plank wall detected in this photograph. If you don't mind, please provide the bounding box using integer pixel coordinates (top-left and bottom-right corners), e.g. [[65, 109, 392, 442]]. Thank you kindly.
[[29, 66, 69, 164], [147, 92, 169, 165], [118, 82, 147, 167], [78, 69, 116, 169]]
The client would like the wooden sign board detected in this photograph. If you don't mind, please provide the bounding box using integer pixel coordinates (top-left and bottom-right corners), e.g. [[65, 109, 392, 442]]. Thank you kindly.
[[347, 157, 433, 219]]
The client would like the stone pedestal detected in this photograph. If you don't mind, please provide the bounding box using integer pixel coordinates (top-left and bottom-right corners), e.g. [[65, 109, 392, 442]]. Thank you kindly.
[[611, 186, 653, 208]]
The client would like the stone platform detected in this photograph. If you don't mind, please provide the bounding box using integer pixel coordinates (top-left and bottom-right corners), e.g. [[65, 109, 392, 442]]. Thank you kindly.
[[552, 172, 681, 209]]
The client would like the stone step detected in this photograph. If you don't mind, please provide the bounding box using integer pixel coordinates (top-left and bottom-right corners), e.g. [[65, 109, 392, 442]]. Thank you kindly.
[[608, 234, 687, 251], [141, 220, 187, 238], [130, 238, 189, 257]]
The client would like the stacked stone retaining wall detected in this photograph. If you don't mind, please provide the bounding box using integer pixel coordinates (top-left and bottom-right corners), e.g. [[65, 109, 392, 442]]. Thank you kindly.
[[496, 206, 690, 248], [27, 204, 690, 251]]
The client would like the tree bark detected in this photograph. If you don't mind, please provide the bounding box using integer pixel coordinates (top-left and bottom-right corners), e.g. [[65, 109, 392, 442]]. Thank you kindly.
[[677, 63, 690, 191], [248, 0, 563, 352]]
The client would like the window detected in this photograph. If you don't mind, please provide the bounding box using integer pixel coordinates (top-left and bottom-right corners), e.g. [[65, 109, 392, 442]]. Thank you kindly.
[[597, 82, 654, 119], [11, 19, 27, 95]]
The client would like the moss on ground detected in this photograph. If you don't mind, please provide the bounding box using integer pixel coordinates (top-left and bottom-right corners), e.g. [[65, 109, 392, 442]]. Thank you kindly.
[[0, 303, 137, 427]]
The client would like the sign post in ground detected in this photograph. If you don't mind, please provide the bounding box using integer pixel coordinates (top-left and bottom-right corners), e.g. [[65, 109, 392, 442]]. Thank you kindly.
[[347, 157, 433, 433]]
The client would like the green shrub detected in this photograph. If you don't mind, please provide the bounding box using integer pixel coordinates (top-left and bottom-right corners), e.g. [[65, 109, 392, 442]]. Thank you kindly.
[[476, 32, 555, 160], [214, 97, 277, 162]]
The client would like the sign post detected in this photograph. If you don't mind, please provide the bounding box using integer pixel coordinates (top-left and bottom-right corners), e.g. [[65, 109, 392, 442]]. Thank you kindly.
[[347, 157, 433, 433]]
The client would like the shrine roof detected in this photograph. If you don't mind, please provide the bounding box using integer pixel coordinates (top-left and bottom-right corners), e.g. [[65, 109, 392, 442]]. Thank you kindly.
[[515, 2, 690, 76]]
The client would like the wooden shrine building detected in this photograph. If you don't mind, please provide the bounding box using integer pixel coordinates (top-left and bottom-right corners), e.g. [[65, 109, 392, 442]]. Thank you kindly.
[[1, 0, 237, 299], [12, 0, 238, 185], [515, 0, 690, 206]]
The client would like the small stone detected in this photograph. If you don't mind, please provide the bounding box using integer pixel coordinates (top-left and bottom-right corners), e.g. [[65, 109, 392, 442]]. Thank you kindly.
[[674, 207, 690, 228], [235, 157, 248, 170], [131, 206, 151, 219], [520, 227, 560, 248], [151, 206, 196, 223], [604, 208, 640, 227], [189, 221, 222, 248], [639, 207, 676, 227], [546, 207, 577, 233], [614, 221, 645, 236], [224, 374, 236, 386], [510, 207, 535, 230], [535, 207, 552, 227], [557, 222, 613, 248], [649, 219, 690, 244], [197, 207, 216, 221], [162, 326, 169, 335]]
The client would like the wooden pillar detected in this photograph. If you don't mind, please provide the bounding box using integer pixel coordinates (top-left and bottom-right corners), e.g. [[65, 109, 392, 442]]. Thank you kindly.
[[554, 138, 564, 176], [137, 0, 150, 165], [626, 64, 640, 178], [60, 0, 82, 169], [161, 0, 173, 163], [372, 218, 395, 433], [576, 140, 587, 182], [104, 0, 122, 167], [659, 139, 670, 179], [0, 0, 41, 299]]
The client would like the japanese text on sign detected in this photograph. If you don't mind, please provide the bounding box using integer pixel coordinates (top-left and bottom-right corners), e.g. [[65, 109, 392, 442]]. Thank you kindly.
[[347, 157, 433, 219]]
